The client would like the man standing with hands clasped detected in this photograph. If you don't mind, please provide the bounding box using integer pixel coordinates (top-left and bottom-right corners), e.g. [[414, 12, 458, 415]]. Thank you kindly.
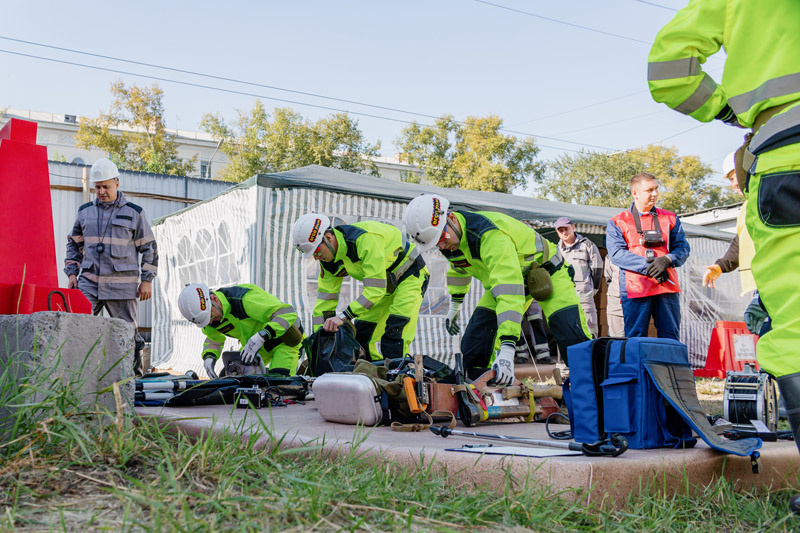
[[606, 173, 690, 340], [65, 158, 158, 376], [555, 217, 602, 338]]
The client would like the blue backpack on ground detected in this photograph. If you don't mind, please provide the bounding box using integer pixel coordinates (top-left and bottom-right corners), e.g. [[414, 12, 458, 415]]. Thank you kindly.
[[564, 337, 761, 467]]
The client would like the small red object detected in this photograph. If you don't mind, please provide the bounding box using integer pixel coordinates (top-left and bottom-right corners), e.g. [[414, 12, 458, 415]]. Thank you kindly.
[[694, 321, 759, 379]]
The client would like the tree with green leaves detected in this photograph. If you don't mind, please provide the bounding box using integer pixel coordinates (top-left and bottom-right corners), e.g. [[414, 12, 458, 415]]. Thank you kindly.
[[394, 114, 544, 192], [538, 144, 740, 214], [200, 102, 381, 182], [76, 81, 196, 176]]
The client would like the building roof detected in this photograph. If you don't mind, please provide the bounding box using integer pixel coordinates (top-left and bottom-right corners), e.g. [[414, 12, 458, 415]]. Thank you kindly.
[[156, 164, 734, 242]]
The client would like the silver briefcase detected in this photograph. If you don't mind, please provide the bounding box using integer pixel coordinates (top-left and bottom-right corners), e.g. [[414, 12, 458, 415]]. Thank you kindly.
[[313, 373, 384, 425]]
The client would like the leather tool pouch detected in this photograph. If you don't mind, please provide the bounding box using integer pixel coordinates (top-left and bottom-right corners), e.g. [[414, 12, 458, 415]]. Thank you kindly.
[[734, 132, 754, 193]]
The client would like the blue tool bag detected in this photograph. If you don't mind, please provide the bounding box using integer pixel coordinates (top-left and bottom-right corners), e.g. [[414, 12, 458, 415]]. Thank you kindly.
[[564, 337, 762, 467]]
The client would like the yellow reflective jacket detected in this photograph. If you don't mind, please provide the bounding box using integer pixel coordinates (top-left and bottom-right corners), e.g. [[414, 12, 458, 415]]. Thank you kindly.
[[312, 221, 425, 330], [443, 211, 552, 345], [648, 0, 800, 130], [201, 284, 298, 361], [736, 201, 757, 295]]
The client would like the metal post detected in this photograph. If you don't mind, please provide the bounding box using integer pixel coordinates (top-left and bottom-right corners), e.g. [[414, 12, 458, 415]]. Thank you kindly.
[[81, 166, 90, 202]]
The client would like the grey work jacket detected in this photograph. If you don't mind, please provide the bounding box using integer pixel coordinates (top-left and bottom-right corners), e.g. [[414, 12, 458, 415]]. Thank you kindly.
[[558, 233, 602, 298], [64, 191, 158, 300]]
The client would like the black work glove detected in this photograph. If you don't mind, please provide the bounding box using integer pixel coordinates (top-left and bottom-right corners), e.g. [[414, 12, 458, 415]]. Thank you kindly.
[[645, 255, 671, 283], [715, 104, 745, 128]]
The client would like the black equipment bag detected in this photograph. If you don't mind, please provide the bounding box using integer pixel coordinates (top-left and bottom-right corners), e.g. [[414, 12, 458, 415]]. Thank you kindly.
[[165, 375, 309, 407], [304, 322, 367, 377]]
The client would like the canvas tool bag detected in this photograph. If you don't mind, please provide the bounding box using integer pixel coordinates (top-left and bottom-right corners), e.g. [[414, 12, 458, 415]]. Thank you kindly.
[[563, 337, 761, 468]]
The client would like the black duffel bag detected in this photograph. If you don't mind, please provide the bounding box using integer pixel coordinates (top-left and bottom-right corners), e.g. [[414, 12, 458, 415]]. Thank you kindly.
[[303, 322, 368, 377]]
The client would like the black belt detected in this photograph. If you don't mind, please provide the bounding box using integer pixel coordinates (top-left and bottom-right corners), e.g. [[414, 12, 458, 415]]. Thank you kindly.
[[388, 241, 410, 273], [542, 253, 564, 276]]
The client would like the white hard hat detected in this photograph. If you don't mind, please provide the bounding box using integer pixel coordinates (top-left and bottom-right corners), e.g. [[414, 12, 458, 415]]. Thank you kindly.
[[722, 151, 736, 178], [292, 213, 331, 258], [403, 194, 450, 252], [178, 283, 212, 328], [90, 157, 120, 183]]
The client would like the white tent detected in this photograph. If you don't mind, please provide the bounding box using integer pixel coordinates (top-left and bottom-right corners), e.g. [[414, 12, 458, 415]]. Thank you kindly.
[[151, 165, 739, 375]]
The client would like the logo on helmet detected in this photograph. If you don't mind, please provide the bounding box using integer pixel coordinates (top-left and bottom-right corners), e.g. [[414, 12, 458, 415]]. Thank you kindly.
[[308, 218, 322, 242], [431, 198, 441, 226], [196, 288, 207, 311]]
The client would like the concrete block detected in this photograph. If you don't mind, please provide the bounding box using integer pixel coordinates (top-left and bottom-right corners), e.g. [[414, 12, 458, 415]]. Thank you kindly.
[[0, 311, 135, 415]]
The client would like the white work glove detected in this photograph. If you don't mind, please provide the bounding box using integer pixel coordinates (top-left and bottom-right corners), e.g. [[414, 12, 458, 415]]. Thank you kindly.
[[445, 299, 463, 336], [241, 330, 269, 364], [491, 343, 516, 387], [204, 356, 218, 379]]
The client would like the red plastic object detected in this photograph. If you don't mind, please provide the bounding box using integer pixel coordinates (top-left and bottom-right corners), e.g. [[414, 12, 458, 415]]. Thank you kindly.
[[0, 118, 91, 314], [694, 320, 759, 379]]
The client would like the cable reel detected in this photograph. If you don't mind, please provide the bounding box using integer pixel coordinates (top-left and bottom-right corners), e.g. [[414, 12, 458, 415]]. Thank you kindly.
[[723, 363, 778, 432]]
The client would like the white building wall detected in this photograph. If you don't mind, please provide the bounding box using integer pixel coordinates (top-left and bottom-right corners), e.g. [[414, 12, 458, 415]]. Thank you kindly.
[[680, 204, 741, 234]]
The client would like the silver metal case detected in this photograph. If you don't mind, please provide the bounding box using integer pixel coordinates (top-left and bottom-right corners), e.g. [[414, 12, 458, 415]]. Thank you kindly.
[[313, 373, 384, 425]]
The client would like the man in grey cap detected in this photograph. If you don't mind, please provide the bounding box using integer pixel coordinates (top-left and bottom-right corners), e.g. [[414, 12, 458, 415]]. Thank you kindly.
[[555, 217, 602, 337]]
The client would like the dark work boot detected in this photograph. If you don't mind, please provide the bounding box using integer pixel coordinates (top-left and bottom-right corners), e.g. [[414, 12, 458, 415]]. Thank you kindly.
[[133, 338, 145, 377], [776, 373, 800, 514]]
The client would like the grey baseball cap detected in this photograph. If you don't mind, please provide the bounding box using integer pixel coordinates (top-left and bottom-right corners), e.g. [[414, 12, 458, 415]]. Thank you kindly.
[[554, 217, 573, 229]]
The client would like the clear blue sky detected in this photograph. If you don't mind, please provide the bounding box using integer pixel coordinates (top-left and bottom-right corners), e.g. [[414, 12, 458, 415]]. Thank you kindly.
[[0, 0, 741, 189]]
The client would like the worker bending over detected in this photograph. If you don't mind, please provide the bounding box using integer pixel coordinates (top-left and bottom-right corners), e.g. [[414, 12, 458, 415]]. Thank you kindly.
[[403, 194, 591, 385], [178, 283, 303, 378], [292, 214, 428, 360]]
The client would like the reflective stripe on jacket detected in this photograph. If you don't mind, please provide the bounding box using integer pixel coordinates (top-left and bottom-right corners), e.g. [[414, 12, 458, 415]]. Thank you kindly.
[[312, 221, 426, 329], [201, 284, 298, 361], [648, 0, 800, 130], [64, 191, 158, 300], [442, 211, 552, 346], [607, 206, 690, 299]]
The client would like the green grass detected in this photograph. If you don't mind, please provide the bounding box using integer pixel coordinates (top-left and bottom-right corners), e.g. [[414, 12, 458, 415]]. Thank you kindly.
[[2, 354, 800, 531]]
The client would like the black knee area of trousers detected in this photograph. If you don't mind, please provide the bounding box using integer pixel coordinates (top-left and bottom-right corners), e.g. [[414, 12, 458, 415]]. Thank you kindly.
[[354, 319, 378, 353], [269, 367, 290, 377], [381, 314, 410, 359], [461, 307, 499, 378], [546, 305, 590, 366], [777, 373, 800, 455]]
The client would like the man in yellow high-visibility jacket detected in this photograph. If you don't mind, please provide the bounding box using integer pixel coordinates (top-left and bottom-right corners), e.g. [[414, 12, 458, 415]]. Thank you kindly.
[[649, 1, 800, 509], [292, 213, 428, 360], [404, 194, 591, 385]]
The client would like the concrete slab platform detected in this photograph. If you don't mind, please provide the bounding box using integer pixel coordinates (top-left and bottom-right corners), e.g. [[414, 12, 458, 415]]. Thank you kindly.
[[135, 401, 800, 504]]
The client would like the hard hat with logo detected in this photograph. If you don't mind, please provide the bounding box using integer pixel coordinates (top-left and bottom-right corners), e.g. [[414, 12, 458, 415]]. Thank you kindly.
[[403, 194, 450, 252], [292, 213, 331, 258], [178, 283, 212, 328], [722, 151, 736, 179], [90, 157, 120, 183]]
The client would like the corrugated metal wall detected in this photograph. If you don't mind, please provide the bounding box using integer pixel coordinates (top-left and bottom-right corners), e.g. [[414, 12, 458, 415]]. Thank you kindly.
[[48, 161, 233, 331]]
